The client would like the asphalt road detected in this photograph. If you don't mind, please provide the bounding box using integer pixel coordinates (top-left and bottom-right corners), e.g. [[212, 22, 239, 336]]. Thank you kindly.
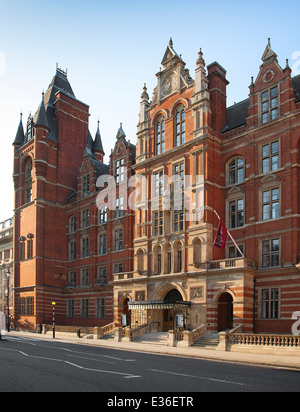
[[0, 334, 299, 395]]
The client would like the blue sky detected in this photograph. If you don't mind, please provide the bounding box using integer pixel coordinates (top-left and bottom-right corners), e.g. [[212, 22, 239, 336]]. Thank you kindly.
[[0, 0, 299, 221]]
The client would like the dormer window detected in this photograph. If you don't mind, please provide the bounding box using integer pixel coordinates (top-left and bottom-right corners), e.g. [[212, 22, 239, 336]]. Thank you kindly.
[[262, 86, 279, 124]]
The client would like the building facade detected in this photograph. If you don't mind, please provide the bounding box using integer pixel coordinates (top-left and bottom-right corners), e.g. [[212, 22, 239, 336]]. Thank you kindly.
[[12, 39, 300, 335], [113, 39, 300, 335], [12, 68, 135, 330], [0, 218, 13, 323]]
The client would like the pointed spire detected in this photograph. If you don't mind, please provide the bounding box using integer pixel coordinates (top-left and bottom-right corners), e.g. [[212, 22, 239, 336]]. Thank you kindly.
[[35, 92, 49, 129], [13, 112, 25, 146], [141, 83, 149, 101], [116, 123, 126, 140], [261, 37, 277, 63], [161, 37, 182, 67], [93, 120, 104, 153]]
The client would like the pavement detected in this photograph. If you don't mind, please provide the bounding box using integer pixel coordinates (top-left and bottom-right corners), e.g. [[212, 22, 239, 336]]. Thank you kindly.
[[4, 329, 300, 371]]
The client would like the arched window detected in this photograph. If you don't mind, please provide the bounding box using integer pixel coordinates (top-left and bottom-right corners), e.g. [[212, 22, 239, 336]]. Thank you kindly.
[[228, 158, 244, 185], [174, 241, 183, 273], [163, 243, 172, 274], [156, 116, 165, 155], [175, 105, 185, 147], [25, 158, 32, 203], [69, 216, 77, 234], [153, 245, 162, 274]]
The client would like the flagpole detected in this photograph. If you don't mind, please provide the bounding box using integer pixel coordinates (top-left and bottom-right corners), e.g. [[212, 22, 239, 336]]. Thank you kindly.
[[213, 210, 245, 258]]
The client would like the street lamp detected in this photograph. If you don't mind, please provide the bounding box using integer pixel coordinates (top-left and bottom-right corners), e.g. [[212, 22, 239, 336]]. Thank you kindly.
[[52, 302, 56, 338], [6, 268, 10, 332]]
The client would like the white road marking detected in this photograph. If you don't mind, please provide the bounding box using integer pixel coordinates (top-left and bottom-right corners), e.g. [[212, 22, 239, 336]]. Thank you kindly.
[[6, 336, 136, 362], [0, 346, 141, 379], [149, 368, 245, 386]]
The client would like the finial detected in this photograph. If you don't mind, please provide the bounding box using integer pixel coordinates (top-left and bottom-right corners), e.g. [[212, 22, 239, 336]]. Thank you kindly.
[[285, 58, 290, 69], [141, 83, 149, 100], [268, 37, 271, 47], [169, 37, 173, 47], [196, 47, 205, 66]]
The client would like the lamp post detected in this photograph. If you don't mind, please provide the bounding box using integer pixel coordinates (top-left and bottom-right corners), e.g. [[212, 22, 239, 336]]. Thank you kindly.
[[6, 268, 10, 332], [52, 302, 56, 338]]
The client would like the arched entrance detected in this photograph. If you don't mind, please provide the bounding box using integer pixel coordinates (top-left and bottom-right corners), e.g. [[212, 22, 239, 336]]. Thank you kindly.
[[217, 292, 233, 331], [163, 289, 183, 332]]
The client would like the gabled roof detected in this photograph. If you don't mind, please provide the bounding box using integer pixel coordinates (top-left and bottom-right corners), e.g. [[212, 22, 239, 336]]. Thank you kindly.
[[261, 38, 278, 64], [161, 38, 182, 67], [116, 123, 126, 140]]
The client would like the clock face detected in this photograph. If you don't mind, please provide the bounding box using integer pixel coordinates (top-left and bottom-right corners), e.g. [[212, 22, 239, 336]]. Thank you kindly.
[[162, 74, 173, 96], [116, 145, 123, 155]]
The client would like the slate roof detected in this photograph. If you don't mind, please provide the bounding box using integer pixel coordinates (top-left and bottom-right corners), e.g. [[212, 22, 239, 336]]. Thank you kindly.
[[292, 74, 300, 102], [44, 69, 75, 107], [222, 98, 250, 133], [223, 74, 300, 133], [93, 123, 104, 153], [13, 115, 25, 146]]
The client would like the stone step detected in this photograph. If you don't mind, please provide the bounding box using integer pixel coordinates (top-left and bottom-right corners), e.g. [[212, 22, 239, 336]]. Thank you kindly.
[[193, 333, 220, 349], [136, 332, 169, 345]]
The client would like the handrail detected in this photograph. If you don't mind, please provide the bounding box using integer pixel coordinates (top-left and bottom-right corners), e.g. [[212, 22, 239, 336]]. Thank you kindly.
[[129, 321, 161, 341], [228, 324, 243, 334]]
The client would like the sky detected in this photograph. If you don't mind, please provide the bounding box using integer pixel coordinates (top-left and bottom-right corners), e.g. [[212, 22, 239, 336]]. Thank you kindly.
[[0, 0, 299, 222]]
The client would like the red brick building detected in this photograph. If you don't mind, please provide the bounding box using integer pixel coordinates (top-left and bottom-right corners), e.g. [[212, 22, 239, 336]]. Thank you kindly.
[[114, 39, 300, 335], [12, 68, 135, 330], [12, 39, 300, 335]]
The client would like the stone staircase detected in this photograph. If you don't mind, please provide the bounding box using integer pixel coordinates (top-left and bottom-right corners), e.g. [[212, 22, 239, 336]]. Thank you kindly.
[[135, 331, 169, 346], [100, 331, 115, 340], [193, 333, 220, 350]]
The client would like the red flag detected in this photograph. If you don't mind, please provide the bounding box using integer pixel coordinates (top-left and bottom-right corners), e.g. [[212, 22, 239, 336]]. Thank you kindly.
[[214, 220, 228, 249]]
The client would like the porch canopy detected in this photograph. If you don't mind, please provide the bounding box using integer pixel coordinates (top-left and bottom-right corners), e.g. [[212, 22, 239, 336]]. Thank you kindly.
[[128, 300, 191, 310]]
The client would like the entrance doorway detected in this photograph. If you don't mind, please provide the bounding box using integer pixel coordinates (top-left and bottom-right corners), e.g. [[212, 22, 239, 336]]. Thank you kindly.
[[217, 292, 233, 331], [163, 289, 183, 332], [122, 298, 130, 327]]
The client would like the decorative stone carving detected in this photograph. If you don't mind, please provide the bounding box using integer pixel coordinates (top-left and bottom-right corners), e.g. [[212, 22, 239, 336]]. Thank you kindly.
[[190, 287, 204, 300]]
